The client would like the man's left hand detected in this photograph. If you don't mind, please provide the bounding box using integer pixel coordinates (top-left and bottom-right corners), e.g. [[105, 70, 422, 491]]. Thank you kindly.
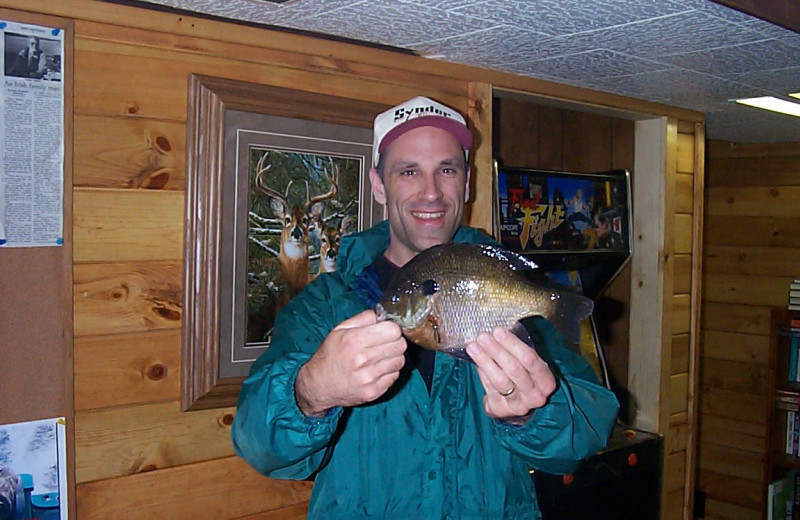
[[466, 327, 556, 425]]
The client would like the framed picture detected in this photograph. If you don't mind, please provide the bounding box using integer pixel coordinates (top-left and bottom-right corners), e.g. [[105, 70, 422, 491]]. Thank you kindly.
[[492, 162, 632, 258], [182, 75, 386, 411]]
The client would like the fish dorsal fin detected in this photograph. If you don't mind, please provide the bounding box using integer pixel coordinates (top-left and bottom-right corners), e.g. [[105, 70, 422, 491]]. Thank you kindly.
[[478, 244, 538, 272]]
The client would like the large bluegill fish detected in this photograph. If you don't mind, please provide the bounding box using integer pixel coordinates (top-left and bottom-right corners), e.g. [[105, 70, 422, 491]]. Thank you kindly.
[[375, 243, 593, 360]]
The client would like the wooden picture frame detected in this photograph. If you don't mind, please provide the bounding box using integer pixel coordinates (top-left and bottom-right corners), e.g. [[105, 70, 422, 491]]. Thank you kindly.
[[182, 74, 385, 411]]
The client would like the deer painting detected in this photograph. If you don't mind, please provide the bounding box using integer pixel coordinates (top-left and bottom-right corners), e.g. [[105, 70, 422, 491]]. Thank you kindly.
[[253, 152, 339, 298], [246, 150, 361, 345], [315, 214, 352, 277]]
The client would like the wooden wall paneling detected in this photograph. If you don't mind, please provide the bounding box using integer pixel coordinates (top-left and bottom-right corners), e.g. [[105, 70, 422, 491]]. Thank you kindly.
[[668, 421, 689, 453], [700, 142, 800, 520], [73, 260, 182, 337], [629, 117, 673, 432], [702, 302, 772, 335], [682, 123, 703, 520], [611, 118, 635, 171], [672, 294, 691, 335], [704, 273, 796, 306], [75, 456, 313, 520], [674, 254, 692, 294], [672, 334, 690, 373], [561, 111, 612, 172], [705, 244, 800, 276], [701, 358, 769, 394], [74, 36, 469, 123], [707, 185, 800, 217], [702, 329, 769, 365], [74, 19, 469, 101], [73, 114, 186, 189], [75, 401, 236, 482], [676, 132, 695, 173], [699, 443, 765, 483], [665, 451, 687, 493], [492, 97, 541, 168], [74, 330, 181, 411], [663, 489, 685, 520], [670, 373, 689, 415], [704, 214, 800, 247], [674, 213, 694, 254], [675, 173, 694, 213], [536, 106, 565, 170], [73, 189, 184, 263], [704, 499, 761, 520], [706, 155, 800, 187], [699, 470, 762, 511], [700, 415, 765, 454], [467, 81, 493, 234], [700, 388, 768, 424]]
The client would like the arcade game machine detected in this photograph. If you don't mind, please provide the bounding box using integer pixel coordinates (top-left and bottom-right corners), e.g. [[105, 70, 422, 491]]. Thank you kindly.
[[492, 161, 663, 520]]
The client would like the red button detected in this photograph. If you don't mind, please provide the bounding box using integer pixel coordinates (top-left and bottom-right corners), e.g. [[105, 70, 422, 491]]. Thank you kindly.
[[563, 474, 574, 485], [628, 453, 638, 466]]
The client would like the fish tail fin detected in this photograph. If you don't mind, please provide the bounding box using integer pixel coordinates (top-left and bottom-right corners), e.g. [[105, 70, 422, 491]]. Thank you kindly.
[[543, 291, 594, 345]]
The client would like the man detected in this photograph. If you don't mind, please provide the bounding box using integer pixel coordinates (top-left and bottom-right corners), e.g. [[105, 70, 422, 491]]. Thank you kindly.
[[232, 96, 619, 519], [8, 37, 46, 79]]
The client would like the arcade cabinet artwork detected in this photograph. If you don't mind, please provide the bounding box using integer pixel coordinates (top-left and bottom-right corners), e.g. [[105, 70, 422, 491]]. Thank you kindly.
[[492, 162, 662, 520]]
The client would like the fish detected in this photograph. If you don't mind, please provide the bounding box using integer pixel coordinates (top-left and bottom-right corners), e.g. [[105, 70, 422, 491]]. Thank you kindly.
[[374, 243, 593, 360]]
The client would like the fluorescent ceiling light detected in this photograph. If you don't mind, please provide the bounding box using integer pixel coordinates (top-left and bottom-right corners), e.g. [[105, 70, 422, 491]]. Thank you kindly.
[[790, 93, 800, 100], [733, 96, 800, 117]]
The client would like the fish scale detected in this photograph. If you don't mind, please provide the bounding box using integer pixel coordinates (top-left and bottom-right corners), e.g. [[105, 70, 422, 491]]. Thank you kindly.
[[376, 243, 593, 360]]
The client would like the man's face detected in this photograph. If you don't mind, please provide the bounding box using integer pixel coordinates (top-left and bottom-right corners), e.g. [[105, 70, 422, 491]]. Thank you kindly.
[[369, 125, 470, 267]]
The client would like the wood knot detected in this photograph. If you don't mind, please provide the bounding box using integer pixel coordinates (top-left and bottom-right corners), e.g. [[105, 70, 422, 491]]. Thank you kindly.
[[219, 413, 234, 427], [726, 196, 735, 204], [146, 363, 167, 381], [141, 167, 171, 189], [154, 135, 171, 154], [769, 188, 779, 197], [110, 284, 129, 300], [153, 305, 181, 321], [125, 102, 139, 115]]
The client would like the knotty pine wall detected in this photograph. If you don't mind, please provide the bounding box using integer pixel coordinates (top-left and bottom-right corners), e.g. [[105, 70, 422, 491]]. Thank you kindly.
[[0, 0, 707, 518], [698, 141, 800, 520]]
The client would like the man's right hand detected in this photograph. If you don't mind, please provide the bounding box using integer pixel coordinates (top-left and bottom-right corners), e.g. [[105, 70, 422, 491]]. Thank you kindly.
[[295, 310, 407, 417]]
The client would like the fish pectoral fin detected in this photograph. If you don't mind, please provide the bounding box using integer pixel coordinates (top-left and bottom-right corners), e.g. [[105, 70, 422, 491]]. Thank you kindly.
[[426, 315, 441, 345]]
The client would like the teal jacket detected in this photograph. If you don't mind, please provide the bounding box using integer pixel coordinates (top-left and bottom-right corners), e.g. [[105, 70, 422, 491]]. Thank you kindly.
[[232, 220, 619, 520]]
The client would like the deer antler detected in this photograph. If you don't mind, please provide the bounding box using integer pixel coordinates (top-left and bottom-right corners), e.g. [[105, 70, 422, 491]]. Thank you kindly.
[[254, 152, 291, 206], [308, 157, 339, 206]]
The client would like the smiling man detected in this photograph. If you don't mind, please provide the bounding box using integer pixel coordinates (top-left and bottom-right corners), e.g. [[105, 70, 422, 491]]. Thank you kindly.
[[232, 96, 619, 520]]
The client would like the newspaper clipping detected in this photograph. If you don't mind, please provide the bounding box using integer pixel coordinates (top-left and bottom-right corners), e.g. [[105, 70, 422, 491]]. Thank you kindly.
[[0, 20, 64, 247]]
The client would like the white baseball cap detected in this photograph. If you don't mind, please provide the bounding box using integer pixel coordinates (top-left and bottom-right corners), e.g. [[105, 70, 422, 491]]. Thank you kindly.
[[372, 96, 473, 165]]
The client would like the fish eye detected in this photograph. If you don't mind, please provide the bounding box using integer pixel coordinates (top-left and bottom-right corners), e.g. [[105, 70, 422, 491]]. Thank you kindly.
[[421, 279, 439, 296]]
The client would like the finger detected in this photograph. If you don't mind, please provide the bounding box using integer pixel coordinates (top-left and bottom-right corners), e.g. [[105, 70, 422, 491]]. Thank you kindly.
[[467, 336, 517, 395]]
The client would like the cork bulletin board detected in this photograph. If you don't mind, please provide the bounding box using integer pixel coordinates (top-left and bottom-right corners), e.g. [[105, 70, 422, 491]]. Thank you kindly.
[[0, 10, 73, 518]]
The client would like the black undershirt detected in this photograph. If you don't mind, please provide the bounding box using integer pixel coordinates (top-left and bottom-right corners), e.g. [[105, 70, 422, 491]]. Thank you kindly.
[[373, 254, 435, 394]]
